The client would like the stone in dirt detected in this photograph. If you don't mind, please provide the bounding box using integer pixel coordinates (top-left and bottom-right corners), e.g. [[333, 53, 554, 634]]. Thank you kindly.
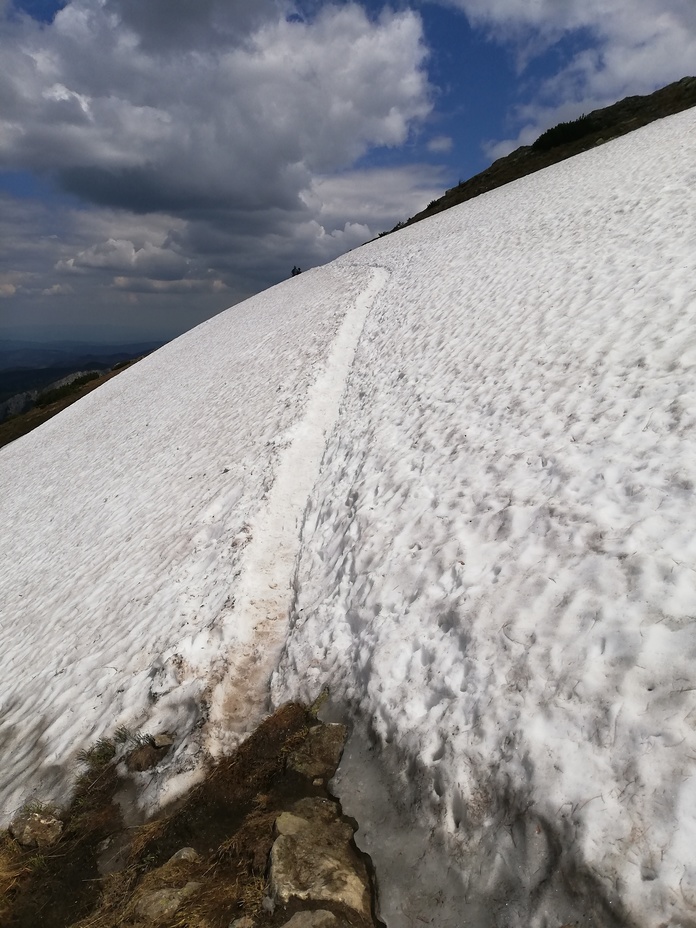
[[9, 810, 63, 848], [167, 846, 201, 864], [152, 733, 175, 749], [133, 881, 202, 921], [279, 912, 344, 927], [288, 723, 347, 780], [229, 917, 255, 928], [269, 796, 371, 917]]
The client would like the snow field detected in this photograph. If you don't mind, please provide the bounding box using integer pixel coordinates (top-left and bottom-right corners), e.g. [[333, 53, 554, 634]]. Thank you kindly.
[[272, 108, 696, 927]]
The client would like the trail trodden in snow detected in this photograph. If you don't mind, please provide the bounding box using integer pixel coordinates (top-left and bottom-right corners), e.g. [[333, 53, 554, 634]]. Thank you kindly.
[[205, 266, 388, 755], [1, 108, 696, 928]]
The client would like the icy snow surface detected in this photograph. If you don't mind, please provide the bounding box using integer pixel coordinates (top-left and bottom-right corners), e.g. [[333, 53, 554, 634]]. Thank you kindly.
[[2, 108, 696, 926]]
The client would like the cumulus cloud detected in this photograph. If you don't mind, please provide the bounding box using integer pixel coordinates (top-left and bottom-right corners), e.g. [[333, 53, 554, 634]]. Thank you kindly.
[[0, 2, 430, 204], [427, 135, 454, 153], [102, 0, 281, 52], [438, 0, 696, 144], [41, 283, 73, 297], [302, 165, 445, 231], [57, 239, 191, 280], [0, 0, 435, 335]]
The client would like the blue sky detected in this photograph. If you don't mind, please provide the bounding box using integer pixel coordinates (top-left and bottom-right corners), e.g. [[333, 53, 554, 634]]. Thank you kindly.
[[0, 0, 694, 344]]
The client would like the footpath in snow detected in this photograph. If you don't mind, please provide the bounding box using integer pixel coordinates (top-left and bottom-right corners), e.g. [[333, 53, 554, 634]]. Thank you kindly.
[[1, 107, 696, 928]]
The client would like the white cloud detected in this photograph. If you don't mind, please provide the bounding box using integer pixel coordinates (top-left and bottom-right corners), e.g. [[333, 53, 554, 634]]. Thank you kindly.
[[427, 135, 453, 153], [42, 82, 92, 115], [303, 165, 445, 234], [41, 283, 73, 296], [112, 276, 227, 294], [58, 238, 191, 280], [0, 1, 437, 334], [438, 0, 696, 138], [0, 3, 431, 203]]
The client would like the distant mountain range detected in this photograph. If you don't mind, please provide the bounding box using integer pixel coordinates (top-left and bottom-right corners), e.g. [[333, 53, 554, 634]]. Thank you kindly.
[[0, 340, 163, 406]]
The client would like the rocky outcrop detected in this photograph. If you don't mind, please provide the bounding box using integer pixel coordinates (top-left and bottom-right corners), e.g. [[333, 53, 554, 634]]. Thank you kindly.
[[1, 706, 379, 928], [265, 721, 375, 925]]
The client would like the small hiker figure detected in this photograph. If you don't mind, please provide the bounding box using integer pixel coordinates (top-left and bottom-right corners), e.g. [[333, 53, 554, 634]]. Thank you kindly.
[[291, 265, 302, 277]]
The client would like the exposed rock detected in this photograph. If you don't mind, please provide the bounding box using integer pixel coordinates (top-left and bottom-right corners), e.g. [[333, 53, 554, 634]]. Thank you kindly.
[[279, 912, 342, 928], [269, 797, 371, 917], [1, 706, 379, 928], [9, 810, 63, 849], [275, 811, 311, 836], [288, 723, 347, 780], [167, 846, 201, 864], [152, 732, 175, 749], [133, 881, 201, 922]]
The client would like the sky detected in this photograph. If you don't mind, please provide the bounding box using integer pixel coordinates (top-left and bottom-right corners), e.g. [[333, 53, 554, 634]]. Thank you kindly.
[[0, 0, 694, 344]]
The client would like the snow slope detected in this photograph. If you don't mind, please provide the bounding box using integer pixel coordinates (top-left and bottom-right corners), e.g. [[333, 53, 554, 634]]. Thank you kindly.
[[272, 111, 696, 927], [2, 108, 696, 927]]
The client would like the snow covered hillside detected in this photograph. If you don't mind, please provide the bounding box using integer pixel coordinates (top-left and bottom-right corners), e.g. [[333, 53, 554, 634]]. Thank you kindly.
[[2, 107, 696, 927]]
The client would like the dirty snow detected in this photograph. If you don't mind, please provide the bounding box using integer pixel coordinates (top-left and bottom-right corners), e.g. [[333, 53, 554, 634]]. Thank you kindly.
[[1, 108, 696, 927]]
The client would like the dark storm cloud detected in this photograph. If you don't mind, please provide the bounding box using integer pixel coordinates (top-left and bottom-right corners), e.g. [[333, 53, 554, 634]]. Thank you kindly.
[[0, 194, 240, 339], [58, 166, 231, 214]]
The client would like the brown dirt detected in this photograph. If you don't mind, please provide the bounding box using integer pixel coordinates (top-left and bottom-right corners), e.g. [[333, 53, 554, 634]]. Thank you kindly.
[[1, 751, 122, 926]]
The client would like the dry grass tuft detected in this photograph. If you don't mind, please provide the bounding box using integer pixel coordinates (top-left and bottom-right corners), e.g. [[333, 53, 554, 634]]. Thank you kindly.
[[127, 817, 168, 861], [211, 809, 276, 875], [76, 738, 116, 769], [0, 832, 32, 919], [172, 873, 266, 928]]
